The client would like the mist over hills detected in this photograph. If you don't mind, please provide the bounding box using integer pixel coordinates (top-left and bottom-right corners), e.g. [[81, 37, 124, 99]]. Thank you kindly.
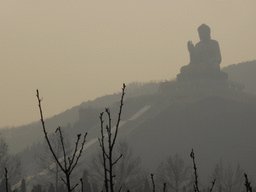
[[122, 95, 256, 182], [1, 60, 256, 188], [1, 81, 160, 153], [222, 60, 256, 94]]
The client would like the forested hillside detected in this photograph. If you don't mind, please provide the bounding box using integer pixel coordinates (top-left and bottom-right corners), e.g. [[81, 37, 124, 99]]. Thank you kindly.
[[1, 61, 256, 191], [1, 81, 160, 153], [222, 60, 256, 94], [2, 60, 256, 154]]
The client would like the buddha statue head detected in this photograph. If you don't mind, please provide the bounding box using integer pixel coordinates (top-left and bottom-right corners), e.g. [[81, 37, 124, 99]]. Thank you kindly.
[[198, 24, 211, 41]]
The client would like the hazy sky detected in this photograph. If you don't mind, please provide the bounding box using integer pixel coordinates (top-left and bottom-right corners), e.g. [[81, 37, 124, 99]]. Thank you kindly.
[[1, 1, 255, 128]]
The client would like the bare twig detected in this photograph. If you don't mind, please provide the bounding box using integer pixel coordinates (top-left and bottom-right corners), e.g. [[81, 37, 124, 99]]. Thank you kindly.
[[99, 112, 109, 192], [56, 127, 68, 170], [190, 149, 199, 192], [36, 90, 64, 172], [117, 186, 122, 192], [163, 183, 166, 192], [112, 84, 126, 146], [61, 177, 68, 186], [70, 133, 88, 174], [98, 84, 126, 192], [5, 167, 8, 192], [80, 178, 83, 192], [151, 174, 155, 192], [244, 173, 253, 192], [36, 89, 87, 192], [209, 179, 216, 192], [112, 154, 123, 165], [190, 149, 216, 192], [70, 183, 79, 192]]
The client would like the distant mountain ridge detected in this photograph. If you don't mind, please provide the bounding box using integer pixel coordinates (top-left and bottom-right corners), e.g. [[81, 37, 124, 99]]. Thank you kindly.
[[62, 85, 256, 185], [222, 60, 256, 94], [121, 95, 256, 182], [1, 60, 255, 155], [4, 60, 256, 189], [1, 81, 160, 153]]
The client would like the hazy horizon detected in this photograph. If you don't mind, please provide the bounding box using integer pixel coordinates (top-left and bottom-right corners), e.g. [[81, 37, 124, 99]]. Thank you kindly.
[[1, 1, 256, 128]]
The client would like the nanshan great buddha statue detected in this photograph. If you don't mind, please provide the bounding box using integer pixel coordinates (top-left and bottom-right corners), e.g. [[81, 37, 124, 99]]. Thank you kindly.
[[177, 24, 228, 81]]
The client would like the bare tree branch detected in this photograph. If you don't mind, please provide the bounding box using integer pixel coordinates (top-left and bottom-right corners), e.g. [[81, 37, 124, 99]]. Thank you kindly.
[[112, 154, 123, 166], [56, 127, 68, 170], [112, 84, 126, 147], [190, 149, 199, 192], [36, 90, 66, 173], [5, 167, 8, 192], [244, 173, 253, 192], [36, 89, 87, 192], [151, 174, 155, 192], [209, 179, 216, 192], [98, 84, 126, 192], [70, 133, 88, 173], [163, 183, 166, 192]]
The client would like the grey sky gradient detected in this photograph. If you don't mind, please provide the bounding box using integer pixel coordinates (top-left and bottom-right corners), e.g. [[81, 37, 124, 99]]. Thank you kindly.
[[1, 1, 255, 128]]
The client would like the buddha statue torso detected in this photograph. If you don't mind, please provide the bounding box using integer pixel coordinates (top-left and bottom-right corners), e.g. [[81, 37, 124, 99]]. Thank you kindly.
[[177, 24, 228, 81]]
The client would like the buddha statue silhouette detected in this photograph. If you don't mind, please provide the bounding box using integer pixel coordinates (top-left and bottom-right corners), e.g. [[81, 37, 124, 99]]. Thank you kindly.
[[177, 24, 228, 81]]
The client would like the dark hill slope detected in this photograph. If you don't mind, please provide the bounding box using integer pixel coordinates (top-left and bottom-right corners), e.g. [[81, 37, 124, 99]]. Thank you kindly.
[[1, 82, 159, 153], [3, 60, 255, 154], [17, 83, 256, 186], [222, 60, 256, 94], [118, 96, 256, 181]]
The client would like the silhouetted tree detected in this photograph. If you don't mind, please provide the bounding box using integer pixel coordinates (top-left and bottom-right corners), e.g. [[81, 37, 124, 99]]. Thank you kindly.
[[0, 137, 21, 185], [244, 173, 253, 192], [114, 141, 145, 191], [190, 149, 216, 192], [190, 150, 199, 192], [211, 160, 244, 192], [151, 174, 155, 192], [156, 153, 191, 192], [98, 84, 125, 192], [35, 131, 71, 192], [90, 141, 146, 191], [36, 90, 88, 192]]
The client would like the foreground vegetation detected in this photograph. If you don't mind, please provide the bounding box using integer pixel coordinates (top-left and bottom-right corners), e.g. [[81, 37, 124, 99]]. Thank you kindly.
[[1, 82, 255, 191]]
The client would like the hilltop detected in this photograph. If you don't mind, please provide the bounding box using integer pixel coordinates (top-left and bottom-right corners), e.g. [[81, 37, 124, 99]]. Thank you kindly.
[[1, 60, 256, 156], [2, 60, 256, 189], [222, 60, 256, 94], [1, 81, 160, 153]]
